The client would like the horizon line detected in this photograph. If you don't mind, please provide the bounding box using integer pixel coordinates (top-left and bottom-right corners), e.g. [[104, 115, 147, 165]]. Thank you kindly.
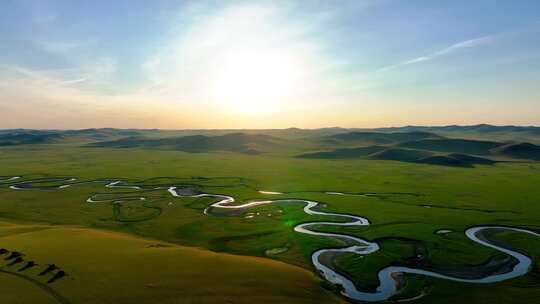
[[2, 123, 540, 131]]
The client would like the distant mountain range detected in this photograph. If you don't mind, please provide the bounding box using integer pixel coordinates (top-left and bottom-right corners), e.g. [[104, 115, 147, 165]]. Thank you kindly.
[[1, 125, 540, 167], [0, 128, 150, 146], [297, 131, 540, 166], [371, 124, 540, 134], [89, 133, 282, 155], [2, 124, 540, 138]]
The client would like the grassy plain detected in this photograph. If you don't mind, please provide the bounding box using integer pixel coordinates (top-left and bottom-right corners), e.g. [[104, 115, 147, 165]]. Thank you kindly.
[[0, 143, 539, 303]]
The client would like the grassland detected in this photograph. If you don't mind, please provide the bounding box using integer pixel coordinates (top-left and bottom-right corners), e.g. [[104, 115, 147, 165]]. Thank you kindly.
[[0, 222, 340, 304], [0, 128, 539, 303]]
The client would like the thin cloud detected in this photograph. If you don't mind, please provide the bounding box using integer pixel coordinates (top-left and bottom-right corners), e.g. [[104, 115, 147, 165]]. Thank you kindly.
[[377, 35, 496, 72], [434, 36, 493, 56], [59, 78, 87, 85], [0, 57, 114, 89]]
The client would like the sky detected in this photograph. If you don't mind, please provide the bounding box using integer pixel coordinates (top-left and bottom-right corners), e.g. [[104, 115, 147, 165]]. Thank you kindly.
[[1, 0, 540, 129]]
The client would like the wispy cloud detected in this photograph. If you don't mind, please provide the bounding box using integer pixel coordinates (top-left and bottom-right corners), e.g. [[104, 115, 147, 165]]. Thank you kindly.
[[58, 77, 87, 85], [377, 35, 496, 72], [0, 56, 115, 88], [0, 63, 173, 129], [34, 39, 90, 55]]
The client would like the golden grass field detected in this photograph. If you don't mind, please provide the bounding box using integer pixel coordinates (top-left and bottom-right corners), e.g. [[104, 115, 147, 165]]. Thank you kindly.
[[0, 221, 342, 304]]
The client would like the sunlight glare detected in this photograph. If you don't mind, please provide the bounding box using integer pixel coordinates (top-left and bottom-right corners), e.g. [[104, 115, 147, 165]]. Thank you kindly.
[[213, 49, 303, 114]]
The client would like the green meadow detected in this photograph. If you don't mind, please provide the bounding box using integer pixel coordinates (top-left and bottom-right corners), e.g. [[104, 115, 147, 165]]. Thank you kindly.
[[1, 129, 540, 303]]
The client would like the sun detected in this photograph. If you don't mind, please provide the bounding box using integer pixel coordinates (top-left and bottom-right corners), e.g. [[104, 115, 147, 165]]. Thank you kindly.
[[212, 48, 302, 114]]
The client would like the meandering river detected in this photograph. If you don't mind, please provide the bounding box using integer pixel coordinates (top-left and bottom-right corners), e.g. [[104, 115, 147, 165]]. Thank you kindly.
[[3, 176, 539, 302], [168, 186, 540, 302]]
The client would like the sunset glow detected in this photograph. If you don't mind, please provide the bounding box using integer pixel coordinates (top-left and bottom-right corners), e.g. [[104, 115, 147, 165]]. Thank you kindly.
[[1, 1, 539, 129]]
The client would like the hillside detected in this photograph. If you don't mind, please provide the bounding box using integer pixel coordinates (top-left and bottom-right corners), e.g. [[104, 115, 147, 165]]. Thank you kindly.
[[492, 142, 540, 160], [417, 153, 496, 167], [373, 124, 540, 134], [398, 138, 503, 155], [2, 128, 540, 163], [298, 146, 496, 167], [297, 146, 386, 159], [90, 133, 283, 154], [297, 136, 506, 167], [0, 131, 63, 146], [319, 131, 442, 146], [0, 222, 340, 304], [0, 129, 153, 146], [370, 124, 540, 143], [369, 148, 493, 167], [368, 148, 433, 162]]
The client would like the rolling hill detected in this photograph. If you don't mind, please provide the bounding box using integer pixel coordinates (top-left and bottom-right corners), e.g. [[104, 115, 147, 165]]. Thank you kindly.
[[297, 135, 510, 167], [297, 146, 386, 159], [491, 142, 540, 160], [2, 127, 540, 164], [369, 148, 433, 162], [372, 124, 540, 134], [368, 148, 494, 167], [417, 153, 496, 167], [398, 138, 503, 155], [369, 124, 540, 144], [321, 131, 442, 145], [0, 222, 340, 304], [90, 133, 283, 154], [0, 131, 63, 146], [297, 145, 496, 167], [0, 129, 151, 146]]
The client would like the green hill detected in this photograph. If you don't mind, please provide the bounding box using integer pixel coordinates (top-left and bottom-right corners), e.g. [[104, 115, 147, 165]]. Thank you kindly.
[[0, 129, 152, 146], [447, 153, 497, 165], [369, 148, 433, 162], [492, 142, 540, 160], [90, 133, 282, 154], [297, 146, 386, 159], [370, 124, 540, 144], [0, 131, 63, 146], [322, 131, 441, 145], [417, 154, 496, 167], [398, 138, 503, 155], [298, 146, 497, 167]]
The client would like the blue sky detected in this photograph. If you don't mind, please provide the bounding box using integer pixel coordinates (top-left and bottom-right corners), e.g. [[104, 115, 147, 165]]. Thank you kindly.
[[1, 0, 539, 129]]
